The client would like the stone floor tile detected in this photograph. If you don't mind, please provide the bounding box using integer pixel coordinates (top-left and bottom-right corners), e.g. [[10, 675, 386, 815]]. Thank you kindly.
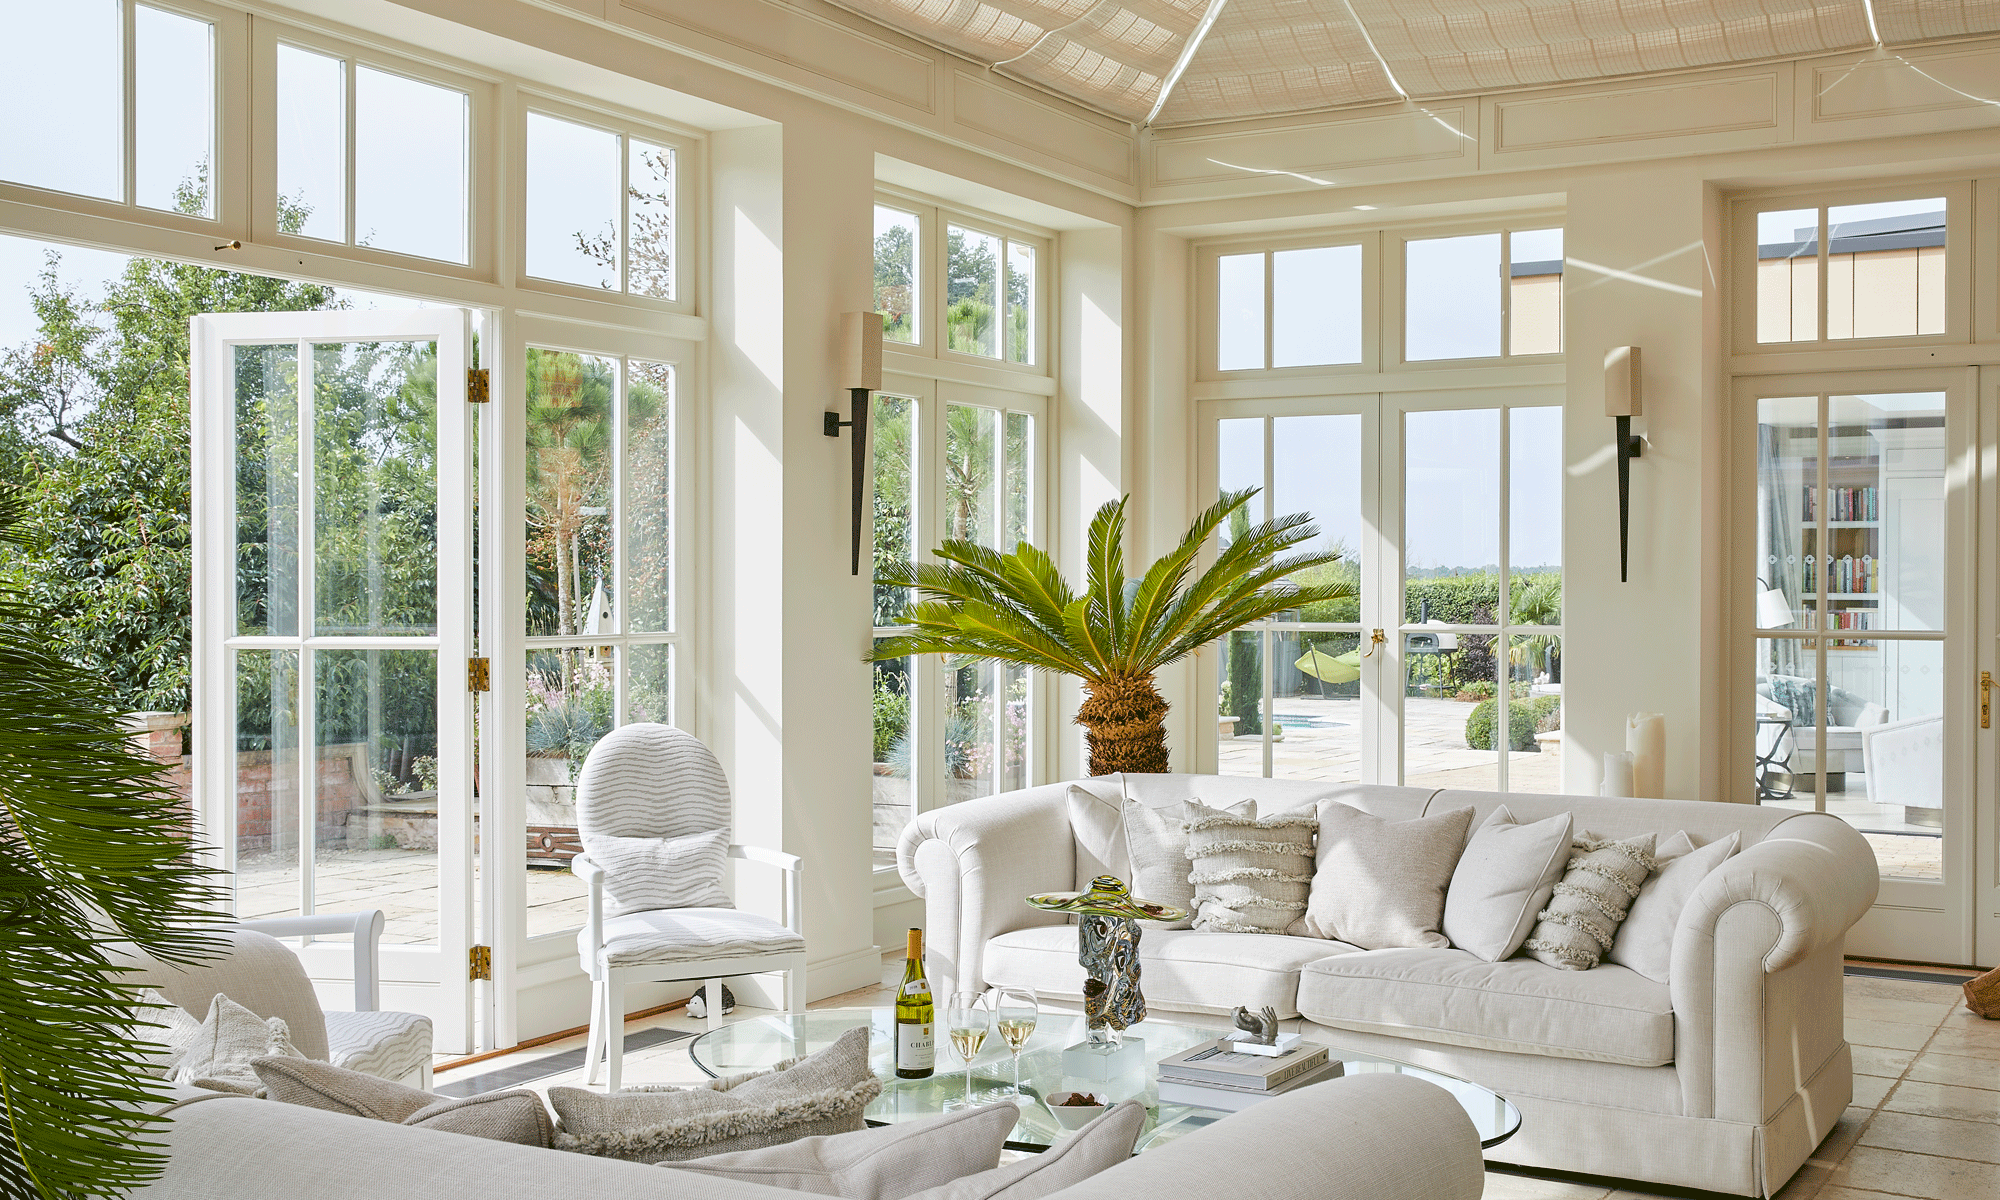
[[1832, 1145, 2000, 1199], [1853, 1074, 1894, 1109], [1905, 1051, 2000, 1092], [1479, 1172, 1612, 1199], [1882, 1080, 2000, 1123], [1860, 1110, 2000, 1164], [1843, 976, 1965, 1005], [1846, 996, 1956, 1027], [1815, 1189, 1916, 1200], [1854, 1045, 1919, 1078], [1847, 1019, 1936, 1052]]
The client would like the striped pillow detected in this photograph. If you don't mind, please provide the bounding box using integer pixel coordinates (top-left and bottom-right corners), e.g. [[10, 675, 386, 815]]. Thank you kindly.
[[1181, 799, 1318, 935], [584, 829, 732, 918], [1524, 832, 1656, 971]]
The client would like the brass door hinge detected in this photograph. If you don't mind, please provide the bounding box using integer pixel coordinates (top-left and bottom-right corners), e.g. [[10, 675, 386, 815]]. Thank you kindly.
[[469, 944, 491, 981], [467, 368, 490, 403], [1982, 671, 1992, 730], [468, 657, 491, 692]]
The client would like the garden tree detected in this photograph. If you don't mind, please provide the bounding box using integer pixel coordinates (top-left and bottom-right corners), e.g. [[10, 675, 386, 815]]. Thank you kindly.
[[871, 395, 914, 626], [575, 144, 675, 299], [872, 221, 914, 342], [524, 348, 614, 638], [945, 227, 997, 355]]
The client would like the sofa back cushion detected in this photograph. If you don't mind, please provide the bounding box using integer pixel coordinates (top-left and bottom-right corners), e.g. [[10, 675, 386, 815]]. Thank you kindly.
[[1296, 804, 1474, 949], [1440, 807, 1573, 962], [1115, 775, 1429, 820], [1425, 790, 1795, 852], [1183, 799, 1318, 935]]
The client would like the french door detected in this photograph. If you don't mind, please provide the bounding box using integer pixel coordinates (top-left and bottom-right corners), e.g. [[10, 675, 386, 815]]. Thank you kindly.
[[1195, 387, 1565, 793], [193, 309, 475, 1051]]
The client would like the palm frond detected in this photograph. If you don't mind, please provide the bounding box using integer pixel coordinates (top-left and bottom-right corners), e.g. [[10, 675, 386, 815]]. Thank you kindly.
[[1083, 500, 1127, 650]]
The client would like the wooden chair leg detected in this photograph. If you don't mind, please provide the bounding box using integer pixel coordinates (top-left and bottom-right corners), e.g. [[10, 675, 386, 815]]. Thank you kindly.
[[584, 978, 605, 1085], [706, 978, 724, 1033], [605, 973, 627, 1093]]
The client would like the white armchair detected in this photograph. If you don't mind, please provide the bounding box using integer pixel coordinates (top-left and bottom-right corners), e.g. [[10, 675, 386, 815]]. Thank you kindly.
[[1862, 713, 1945, 823], [572, 724, 806, 1092]]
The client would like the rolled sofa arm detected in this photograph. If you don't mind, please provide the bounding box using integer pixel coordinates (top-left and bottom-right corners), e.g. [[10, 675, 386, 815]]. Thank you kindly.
[[1673, 811, 1879, 979], [896, 781, 1075, 1000], [1057, 1073, 1485, 1200]]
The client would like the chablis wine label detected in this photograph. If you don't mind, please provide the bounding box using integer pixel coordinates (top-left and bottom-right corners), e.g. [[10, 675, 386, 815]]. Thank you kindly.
[[895, 927, 935, 1078]]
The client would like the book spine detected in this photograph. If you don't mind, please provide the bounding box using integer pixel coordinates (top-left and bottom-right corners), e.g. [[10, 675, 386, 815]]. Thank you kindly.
[[1157, 1048, 1329, 1090]]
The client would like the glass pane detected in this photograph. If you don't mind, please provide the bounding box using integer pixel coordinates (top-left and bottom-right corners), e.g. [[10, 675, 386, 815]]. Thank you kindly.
[[354, 65, 468, 263], [1217, 416, 1264, 549], [136, 5, 215, 216], [874, 206, 918, 344], [235, 343, 301, 637], [871, 645, 912, 870], [1861, 641, 1944, 879], [1004, 411, 1032, 549], [626, 360, 673, 633], [313, 340, 439, 637], [1274, 412, 1361, 585], [1406, 234, 1501, 361], [628, 642, 672, 726], [1404, 408, 1501, 611], [945, 404, 1000, 547], [872, 394, 915, 625], [1756, 208, 1817, 343], [946, 226, 1001, 358], [525, 112, 619, 289], [524, 348, 615, 638], [999, 660, 1028, 794], [1273, 629, 1361, 784], [1404, 630, 1499, 790], [524, 647, 611, 938], [1510, 406, 1563, 625], [1271, 245, 1361, 368], [1218, 630, 1268, 777], [1505, 635, 1564, 793], [0, 0, 120, 200], [1827, 199, 1945, 340], [946, 657, 998, 800], [628, 139, 675, 300], [1217, 253, 1264, 371], [1752, 635, 1812, 805], [1827, 393, 1944, 632], [1005, 242, 1036, 364], [315, 648, 437, 944], [1508, 229, 1563, 355], [233, 648, 301, 922], [1754, 396, 1816, 631], [276, 45, 345, 241]]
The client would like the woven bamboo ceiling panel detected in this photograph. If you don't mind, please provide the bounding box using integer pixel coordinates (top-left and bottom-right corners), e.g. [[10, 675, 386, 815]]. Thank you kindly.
[[826, 0, 2000, 126]]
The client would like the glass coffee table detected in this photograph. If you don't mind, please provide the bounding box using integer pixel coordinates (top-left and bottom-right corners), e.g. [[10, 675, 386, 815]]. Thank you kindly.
[[689, 1007, 1519, 1153]]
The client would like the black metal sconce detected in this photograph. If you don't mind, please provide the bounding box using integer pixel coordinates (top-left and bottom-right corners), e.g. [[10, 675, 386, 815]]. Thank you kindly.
[[1605, 345, 1643, 583], [825, 312, 883, 576]]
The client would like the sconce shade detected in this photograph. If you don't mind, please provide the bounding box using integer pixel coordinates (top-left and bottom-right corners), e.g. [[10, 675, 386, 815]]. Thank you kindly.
[[1756, 587, 1795, 629], [841, 312, 884, 391], [1604, 345, 1641, 417]]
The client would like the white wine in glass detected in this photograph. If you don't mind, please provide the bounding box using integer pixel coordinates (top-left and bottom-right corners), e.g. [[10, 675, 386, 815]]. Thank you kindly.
[[943, 992, 989, 1111], [991, 986, 1038, 1101]]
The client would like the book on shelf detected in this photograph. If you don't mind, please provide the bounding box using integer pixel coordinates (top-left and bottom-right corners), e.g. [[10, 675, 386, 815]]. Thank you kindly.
[[1802, 486, 1878, 523], [1156, 1060, 1346, 1112], [1154, 1038, 1330, 1090]]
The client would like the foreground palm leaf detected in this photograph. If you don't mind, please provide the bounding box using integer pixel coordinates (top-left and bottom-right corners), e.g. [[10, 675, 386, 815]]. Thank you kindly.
[[873, 489, 1354, 774], [0, 485, 224, 1199]]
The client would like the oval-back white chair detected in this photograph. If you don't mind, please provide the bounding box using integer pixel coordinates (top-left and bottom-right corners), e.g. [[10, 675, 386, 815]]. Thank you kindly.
[[572, 723, 805, 1091]]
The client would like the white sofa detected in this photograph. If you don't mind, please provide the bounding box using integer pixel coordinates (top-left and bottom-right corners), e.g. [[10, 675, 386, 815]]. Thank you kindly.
[[898, 775, 1879, 1199], [137, 1069, 1485, 1200]]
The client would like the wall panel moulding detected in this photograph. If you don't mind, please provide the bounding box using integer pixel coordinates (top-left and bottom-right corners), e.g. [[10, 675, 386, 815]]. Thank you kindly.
[[1489, 71, 1788, 163], [616, 0, 939, 113], [1147, 105, 1474, 194], [950, 70, 1138, 188]]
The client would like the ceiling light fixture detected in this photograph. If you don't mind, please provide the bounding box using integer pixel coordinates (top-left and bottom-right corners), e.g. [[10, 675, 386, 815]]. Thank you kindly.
[[1144, 0, 1232, 127]]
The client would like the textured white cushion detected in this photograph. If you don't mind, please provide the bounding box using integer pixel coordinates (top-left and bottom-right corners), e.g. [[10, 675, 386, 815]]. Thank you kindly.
[[1298, 804, 1473, 948], [172, 993, 305, 1094], [665, 1102, 1019, 1197], [1065, 785, 1130, 890], [1121, 796, 1230, 931], [252, 1056, 553, 1147], [1441, 806, 1573, 962], [904, 1098, 1145, 1199], [584, 829, 732, 918], [1297, 948, 1676, 1067], [326, 1008, 434, 1083], [981, 925, 1360, 1019], [1524, 832, 1656, 971], [133, 988, 204, 1078], [1182, 799, 1318, 934], [1609, 831, 1739, 984], [583, 907, 806, 969]]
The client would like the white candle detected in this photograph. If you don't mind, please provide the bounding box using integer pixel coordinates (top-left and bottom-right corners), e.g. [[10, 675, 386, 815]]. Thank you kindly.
[[1627, 713, 1666, 798], [1601, 752, 1635, 798]]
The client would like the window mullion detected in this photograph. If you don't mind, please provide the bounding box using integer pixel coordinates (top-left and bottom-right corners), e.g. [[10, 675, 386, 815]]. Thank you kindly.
[[121, 0, 138, 207]]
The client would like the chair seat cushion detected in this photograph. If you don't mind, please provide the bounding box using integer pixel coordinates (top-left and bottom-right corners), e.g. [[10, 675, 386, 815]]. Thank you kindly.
[[982, 926, 1361, 1019], [1296, 947, 1675, 1067], [326, 1008, 434, 1083], [584, 908, 806, 969]]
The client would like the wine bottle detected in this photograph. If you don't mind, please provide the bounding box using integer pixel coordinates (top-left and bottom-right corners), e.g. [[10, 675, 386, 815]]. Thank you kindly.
[[895, 927, 935, 1078]]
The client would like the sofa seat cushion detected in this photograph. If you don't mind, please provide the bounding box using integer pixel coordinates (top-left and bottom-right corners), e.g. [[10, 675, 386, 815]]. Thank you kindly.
[[983, 926, 1361, 1019], [1297, 948, 1674, 1067]]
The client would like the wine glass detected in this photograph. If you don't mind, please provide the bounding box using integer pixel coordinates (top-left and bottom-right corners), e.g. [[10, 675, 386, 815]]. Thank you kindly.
[[991, 986, 1039, 1102], [942, 992, 990, 1112]]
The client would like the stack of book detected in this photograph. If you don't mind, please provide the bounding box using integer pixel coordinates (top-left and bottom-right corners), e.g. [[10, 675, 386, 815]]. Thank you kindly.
[[1154, 1038, 1343, 1112]]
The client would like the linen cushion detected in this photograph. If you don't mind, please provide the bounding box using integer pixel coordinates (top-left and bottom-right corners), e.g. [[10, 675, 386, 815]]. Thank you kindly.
[[550, 1026, 880, 1163], [903, 1098, 1145, 1200], [1296, 948, 1676, 1067], [1609, 831, 1739, 983], [325, 1008, 434, 1083], [1065, 786, 1130, 891], [132, 988, 204, 1079], [1441, 806, 1574, 961], [1182, 799, 1318, 935], [981, 925, 1360, 1019], [1121, 798, 1223, 930], [581, 907, 806, 969], [583, 829, 732, 917], [1297, 803, 1473, 948], [107, 928, 332, 1062], [252, 1056, 553, 1146], [1524, 833, 1656, 970], [665, 1102, 1019, 1198], [171, 993, 305, 1094]]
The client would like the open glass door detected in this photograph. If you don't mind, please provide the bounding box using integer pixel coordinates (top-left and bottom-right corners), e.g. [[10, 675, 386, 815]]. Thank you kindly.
[[193, 309, 475, 1051]]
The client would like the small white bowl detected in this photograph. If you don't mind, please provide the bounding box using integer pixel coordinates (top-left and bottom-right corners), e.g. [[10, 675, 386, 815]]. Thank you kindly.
[[1045, 1094, 1107, 1131]]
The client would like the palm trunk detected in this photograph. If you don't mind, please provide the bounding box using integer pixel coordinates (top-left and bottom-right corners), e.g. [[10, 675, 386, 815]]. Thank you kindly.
[[1076, 673, 1170, 776]]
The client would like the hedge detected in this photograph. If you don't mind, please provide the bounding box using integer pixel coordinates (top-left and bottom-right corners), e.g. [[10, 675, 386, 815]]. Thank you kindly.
[[1465, 694, 1562, 752]]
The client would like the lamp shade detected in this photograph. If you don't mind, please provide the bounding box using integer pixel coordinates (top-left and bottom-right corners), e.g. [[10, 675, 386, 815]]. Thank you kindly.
[[1756, 587, 1794, 629], [840, 311, 883, 391]]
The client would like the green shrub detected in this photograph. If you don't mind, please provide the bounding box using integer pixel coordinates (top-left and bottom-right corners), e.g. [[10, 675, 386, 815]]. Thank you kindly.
[[1465, 695, 1562, 751], [873, 683, 909, 762]]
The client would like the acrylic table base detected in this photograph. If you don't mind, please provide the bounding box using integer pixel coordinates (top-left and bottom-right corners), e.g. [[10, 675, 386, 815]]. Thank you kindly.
[[1060, 1037, 1145, 1081]]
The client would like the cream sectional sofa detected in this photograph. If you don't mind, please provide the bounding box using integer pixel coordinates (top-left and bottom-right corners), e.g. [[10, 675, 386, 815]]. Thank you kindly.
[[897, 774, 1879, 1199]]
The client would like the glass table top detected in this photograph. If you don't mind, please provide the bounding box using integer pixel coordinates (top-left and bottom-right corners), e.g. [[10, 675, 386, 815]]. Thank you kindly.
[[688, 1007, 1520, 1153]]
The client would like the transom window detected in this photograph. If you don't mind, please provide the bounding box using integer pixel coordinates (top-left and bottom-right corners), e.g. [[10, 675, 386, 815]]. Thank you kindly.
[[523, 107, 678, 301], [872, 196, 1048, 370], [1751, 196, 1949, 345], [1217, 243, 1364, 371], [1404, 228, 1564, 362]]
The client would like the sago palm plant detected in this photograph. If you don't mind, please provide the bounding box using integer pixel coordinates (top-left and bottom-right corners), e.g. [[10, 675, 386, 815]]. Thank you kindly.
[[872, 489, 1354, 775]]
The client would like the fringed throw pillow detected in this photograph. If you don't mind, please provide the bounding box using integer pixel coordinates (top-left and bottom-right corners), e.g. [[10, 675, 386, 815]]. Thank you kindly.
[[1181, 799, 1318, 935], [1524, 832, 1657, 971]]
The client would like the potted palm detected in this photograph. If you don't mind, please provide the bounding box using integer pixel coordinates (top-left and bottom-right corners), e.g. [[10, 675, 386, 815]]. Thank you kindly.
[[872, 489, 1353, 775]]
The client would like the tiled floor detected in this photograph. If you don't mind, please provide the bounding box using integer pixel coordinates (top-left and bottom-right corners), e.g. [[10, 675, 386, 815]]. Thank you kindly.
[[433, 957, 1994, 1199]]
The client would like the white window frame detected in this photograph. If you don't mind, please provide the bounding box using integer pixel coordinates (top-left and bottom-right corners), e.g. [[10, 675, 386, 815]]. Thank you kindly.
[[875, 187, 1053, 378], [1388, 221, 1568, 369], [1195, 232, 1381, 379]]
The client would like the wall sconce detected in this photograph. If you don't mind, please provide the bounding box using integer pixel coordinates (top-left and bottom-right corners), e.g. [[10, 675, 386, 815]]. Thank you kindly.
[[1604, 346, 1643, 583], [824, 312, 883, 575]]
